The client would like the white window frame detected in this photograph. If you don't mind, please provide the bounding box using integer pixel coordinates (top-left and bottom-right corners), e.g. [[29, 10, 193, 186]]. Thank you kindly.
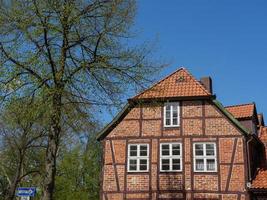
[[164, 102, 180, 127], [127, 144, 149, 172], [193, 142, 217, 172], [160, 143, 182, 172]]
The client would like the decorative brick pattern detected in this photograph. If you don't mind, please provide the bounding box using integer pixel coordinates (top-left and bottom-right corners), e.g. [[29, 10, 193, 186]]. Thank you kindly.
[[104, 140, 113, 164], [142, 105, 161, 119], [151, 139, 158, 163], [127, 175, 149, 191], [219, 138, 235, 164], [185, 164, 191, 190], [185, 138, 191, 163], [159, 174, 183, 190], [183, 119, 203, 135], [126, 193, 149, 199], [234, 138, 244, 163], [205, 101, 221, 117], [113, 140, 126, 164], [103, 165, 117, 191], [108, 120, 139, 138], [163, 128, 181, 137], [151, 164, 157, 190], [106, 193, 123, 200], [142, 120, 161, 136], [229, 165, 245, 192], [116, 165, 125, 191], [183, 100, 203, 117], [220, 165, 230, 191], [194, 175, 218, 191], [124, 107, 140, 119], [194, 193, 220, 199], [206, 118, 240, 136]]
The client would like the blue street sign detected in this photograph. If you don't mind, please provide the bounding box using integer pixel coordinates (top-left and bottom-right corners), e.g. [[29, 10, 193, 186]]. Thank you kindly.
[[17, 187, 36, 197]]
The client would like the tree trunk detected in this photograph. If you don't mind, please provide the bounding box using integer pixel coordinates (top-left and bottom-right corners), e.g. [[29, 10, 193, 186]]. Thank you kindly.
[[41, 92, 62, 200], [5, 155, 24, 200], [5, 181, 18, 200]]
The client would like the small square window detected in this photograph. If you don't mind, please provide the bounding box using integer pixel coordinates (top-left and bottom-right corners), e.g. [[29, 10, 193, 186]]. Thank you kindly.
[[128, 144, 149, 172], [160, 143, 182, 172], [194, 143, 217, 172]]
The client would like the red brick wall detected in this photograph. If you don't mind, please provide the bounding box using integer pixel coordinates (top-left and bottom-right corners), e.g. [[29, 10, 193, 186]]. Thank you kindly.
[[101, 100, 248, 199]]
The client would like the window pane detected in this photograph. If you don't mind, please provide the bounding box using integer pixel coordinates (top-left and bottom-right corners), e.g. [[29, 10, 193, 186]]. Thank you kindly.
[[161, 159, 170, 170], [172, 117, 178, 125], [139, 159, 147, 171], [173, 106, 178, 117], [162, 144, 170, 156], [129, 159, 137, 171], [165, 105, 171, 126], [140, 145, 147, 156], [172, 159, 181, 170], [196, 159, 204, 171], [166, 110, 171, 118], [165, 118, 171, 125], [130, 146, 137, 156], [195, 144, 204, 156], [166, 105, 171, 111], [172, 144, 180, 155], [207, 159, 216, 171], [206, 144, 215, 156]]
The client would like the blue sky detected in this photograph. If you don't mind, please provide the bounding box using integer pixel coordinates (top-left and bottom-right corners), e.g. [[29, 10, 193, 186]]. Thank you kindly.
[[131, 0, 267, 116]]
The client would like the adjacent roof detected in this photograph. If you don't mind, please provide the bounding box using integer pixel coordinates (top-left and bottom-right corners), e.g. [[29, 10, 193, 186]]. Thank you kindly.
[[259, 126, 267, 142], [251, 169, 267, 189], [225, 103, 255, 119], [132, 68, 212, 99], [213, 100, 249, 136], [258, 114, 265, 127]]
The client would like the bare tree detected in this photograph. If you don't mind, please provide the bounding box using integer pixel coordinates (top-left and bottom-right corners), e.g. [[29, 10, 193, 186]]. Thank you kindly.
[[0, 1, 163, 199]]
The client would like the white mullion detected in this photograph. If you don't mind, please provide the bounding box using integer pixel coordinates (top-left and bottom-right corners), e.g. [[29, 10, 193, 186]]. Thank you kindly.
[[177, 103, 180, 126], [169, 144, 172, 171], [137, 145, 140, 171], [170, 104, 173, 126], [204, 144, 207, 171], [164, 105, 166, 126]]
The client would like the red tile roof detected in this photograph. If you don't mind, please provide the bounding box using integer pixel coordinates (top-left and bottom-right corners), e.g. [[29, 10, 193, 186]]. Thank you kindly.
[[252, 169, 267, 189], [225, 103, 255, 119], [132, 68, 212, 99]]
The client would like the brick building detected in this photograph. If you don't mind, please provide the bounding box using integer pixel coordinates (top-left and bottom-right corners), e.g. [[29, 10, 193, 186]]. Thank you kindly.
[[97, 68, 267, 200]]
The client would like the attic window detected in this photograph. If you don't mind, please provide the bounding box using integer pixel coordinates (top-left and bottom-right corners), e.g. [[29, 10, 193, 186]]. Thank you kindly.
[[176, 76, 185, 83]]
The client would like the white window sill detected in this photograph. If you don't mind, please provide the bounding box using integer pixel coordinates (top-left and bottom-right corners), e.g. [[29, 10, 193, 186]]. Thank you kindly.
[[164, 125, 180, 128], [160, 170, 182, 172], [194, 170, 217, 173]]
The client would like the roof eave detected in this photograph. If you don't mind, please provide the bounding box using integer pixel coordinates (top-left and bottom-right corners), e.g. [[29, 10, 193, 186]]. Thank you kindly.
[[129, 94, 216, 103]]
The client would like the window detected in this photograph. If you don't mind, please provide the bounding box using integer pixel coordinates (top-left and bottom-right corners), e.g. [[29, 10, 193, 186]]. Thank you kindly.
[[128, 144, 149, 172], [164, 102, 180, 127], [160, 143, 182, 172], [193, 143, 217, 172]]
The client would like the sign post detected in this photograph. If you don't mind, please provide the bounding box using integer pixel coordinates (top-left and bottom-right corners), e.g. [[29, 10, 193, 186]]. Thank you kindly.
[[16, 187, 36, 200]]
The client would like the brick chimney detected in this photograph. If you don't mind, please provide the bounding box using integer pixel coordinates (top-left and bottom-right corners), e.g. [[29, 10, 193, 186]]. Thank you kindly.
[[200, 77, 213, 94]]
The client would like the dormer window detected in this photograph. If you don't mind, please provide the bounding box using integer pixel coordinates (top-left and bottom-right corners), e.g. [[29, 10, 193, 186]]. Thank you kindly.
[[164, 102, 180, 127]]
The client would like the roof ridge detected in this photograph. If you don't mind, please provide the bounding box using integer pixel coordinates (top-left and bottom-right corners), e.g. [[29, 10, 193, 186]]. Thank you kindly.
[[225, 102, 255, 108], [131, 67, 211, 99], [131, 67, 184, 99]]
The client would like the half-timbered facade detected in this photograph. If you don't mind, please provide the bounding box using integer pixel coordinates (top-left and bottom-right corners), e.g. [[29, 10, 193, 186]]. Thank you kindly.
[[97, 68, 267, 200]]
